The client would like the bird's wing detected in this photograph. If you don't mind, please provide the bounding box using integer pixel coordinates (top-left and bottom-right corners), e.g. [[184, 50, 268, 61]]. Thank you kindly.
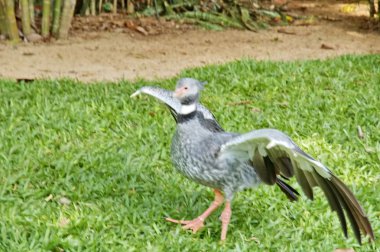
[[218, 128, 374, 243], [131, 86, 224, 131]]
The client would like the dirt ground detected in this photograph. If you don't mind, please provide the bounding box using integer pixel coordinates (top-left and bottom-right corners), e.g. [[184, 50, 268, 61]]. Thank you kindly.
[[0, 0, 379, 82]]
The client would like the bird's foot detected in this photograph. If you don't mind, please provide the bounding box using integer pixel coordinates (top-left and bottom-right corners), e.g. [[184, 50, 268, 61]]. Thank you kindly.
[[166, 217, 205, 233]]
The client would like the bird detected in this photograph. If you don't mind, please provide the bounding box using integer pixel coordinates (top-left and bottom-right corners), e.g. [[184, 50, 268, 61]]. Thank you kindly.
[[131, 77, 374, 243]]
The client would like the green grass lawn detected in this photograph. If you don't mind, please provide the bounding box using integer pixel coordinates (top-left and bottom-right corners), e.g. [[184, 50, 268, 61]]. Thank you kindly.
[[0, 55, 379, 251]]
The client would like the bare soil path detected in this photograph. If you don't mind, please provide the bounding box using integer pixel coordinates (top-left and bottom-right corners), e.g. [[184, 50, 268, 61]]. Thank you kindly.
[[0, 0, 379, 82]]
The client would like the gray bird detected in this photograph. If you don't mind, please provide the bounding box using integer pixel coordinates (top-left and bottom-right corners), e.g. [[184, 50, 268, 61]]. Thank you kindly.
[[131, 78, 374, 243]]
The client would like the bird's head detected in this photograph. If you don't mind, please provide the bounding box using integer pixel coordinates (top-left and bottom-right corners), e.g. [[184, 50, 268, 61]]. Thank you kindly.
[[173, 78, 207, 115], [173, 78, 206, 106]]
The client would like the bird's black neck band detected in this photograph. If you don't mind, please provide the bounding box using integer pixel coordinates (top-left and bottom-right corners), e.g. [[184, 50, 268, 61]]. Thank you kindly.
[[180, 94, 198, 105], [177, 111, 197, 124]]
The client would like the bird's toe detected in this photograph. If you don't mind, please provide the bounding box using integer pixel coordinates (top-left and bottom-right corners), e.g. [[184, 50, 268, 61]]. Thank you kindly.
[[166, 217, 204, 233], [182, 218, 205, 233], [165, 217, 191, 225]]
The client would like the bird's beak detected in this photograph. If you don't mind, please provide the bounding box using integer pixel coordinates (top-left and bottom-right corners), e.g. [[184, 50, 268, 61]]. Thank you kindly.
[[130, 90, 141, 98], [173, 88, 184, 98]]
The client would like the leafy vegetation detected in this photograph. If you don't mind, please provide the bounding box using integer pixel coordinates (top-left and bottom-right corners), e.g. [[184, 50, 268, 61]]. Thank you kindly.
[[0, 55, 379, 251], [160, 0, 279, 31], [0, 0, 75, 42], [1, 0, 379, 42], [1, 0, 263, 42]]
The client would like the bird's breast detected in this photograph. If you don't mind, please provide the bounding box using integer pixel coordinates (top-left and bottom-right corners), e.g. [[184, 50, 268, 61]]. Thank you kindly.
[[170, 124, 261, 192], [170, 130, 224, 188]]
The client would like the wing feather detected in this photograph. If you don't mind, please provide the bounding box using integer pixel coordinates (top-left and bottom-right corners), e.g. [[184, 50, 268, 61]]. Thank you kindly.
[[276, 178, 300, 201], [278, 157, 294, 178], [293, 168, 314, 200], [303, 170, 318, 188], [218, 128, 374, 243], [311, 172, 348, 238], [330, 176, 374, 240], [251, 148, 276, 185], [329, 179, 362, 243]]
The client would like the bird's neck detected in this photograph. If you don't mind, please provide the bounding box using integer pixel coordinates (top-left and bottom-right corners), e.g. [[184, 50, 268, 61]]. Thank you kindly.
[[177, 103, 197, 124], [177, 110, 197, 124], [180, 103, 196, 115]]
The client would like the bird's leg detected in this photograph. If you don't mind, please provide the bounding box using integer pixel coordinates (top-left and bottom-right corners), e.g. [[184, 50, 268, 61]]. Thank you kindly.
[[220, 201, 231, 241], [166, 189, 224, 233]]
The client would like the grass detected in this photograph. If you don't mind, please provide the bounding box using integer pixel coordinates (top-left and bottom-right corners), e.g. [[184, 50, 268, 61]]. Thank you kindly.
[[0, 55, 379, 251]]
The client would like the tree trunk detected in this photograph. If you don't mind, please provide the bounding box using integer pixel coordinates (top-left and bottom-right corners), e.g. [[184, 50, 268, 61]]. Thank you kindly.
[[0, 0, 7, 36], [29, 0, 35, 27], [52, 0, 62, 37], [120, 0, 125, 13], [80, 0, 89, 15], [20, 0, 32, 36], [58, 0, 76, 39], [99, 0, 103, 14], [4, 0, 20, 42], [41, 0, 51, 37], [369, 0, 375, 17], [90, 0, 96, 15], [113, 0, 117, 14], [127, 0, 134, 14]]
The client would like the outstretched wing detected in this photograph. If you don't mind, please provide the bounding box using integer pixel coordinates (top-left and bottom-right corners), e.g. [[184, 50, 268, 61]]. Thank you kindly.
[[131, 86, 223, 131], [218, 128, 374, 244]]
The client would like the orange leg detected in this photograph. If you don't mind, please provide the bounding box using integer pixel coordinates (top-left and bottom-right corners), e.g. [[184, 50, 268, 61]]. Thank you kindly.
[[166, 189, 224, 233], [220, 201, 231, 241]]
